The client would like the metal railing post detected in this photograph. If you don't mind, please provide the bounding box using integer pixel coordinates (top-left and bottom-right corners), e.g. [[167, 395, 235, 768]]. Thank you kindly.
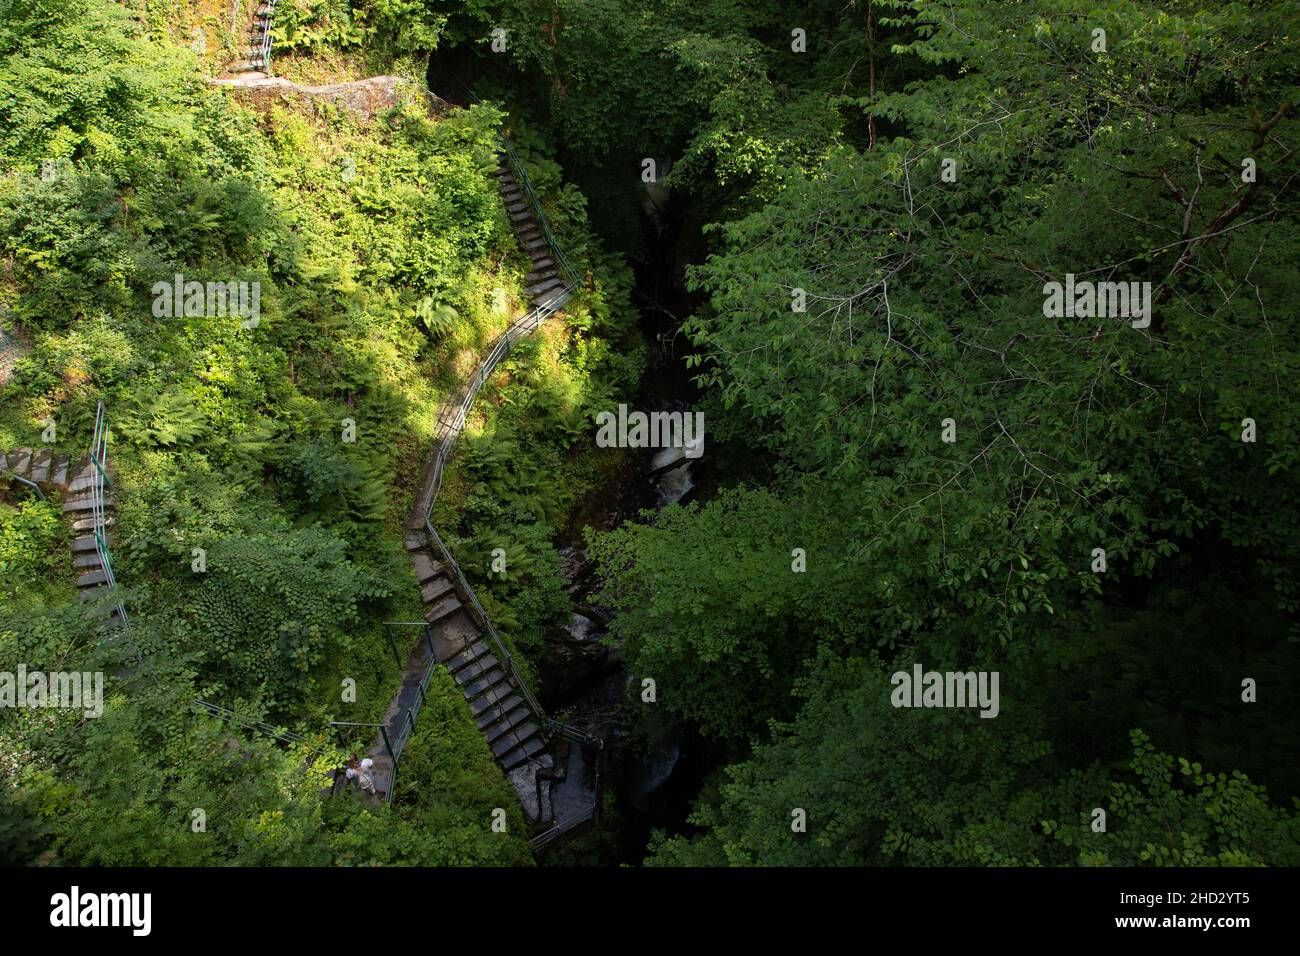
[[384, 624, 403, 669]]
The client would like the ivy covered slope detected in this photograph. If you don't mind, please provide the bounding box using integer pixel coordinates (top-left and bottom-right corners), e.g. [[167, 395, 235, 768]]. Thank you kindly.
[[0, 0, 627, 865]]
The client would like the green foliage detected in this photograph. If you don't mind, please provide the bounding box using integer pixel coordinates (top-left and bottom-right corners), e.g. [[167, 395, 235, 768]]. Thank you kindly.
[[592, 487, 865, 739], [586, 0, 1300, 866], [183, 527, 382, 711], [118, 386, 207, 448], [5, 0, 1294, 871], [0, 0, 200, 170], [647, 663, 1300, 867], [383, 668, 533, 865], [0, 0, 630, 867], [273, 0, 447, 59], [0, 494, 64, 596], [1052, 731, 1300, 867]]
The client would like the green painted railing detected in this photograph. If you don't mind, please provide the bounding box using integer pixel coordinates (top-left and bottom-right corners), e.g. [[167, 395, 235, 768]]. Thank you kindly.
[[89, 400, 128, 629], [249, 0, 278, 70]]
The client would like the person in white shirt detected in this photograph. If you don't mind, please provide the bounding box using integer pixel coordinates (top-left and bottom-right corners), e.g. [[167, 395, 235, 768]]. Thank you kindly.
[[345, 756, 377, 795]]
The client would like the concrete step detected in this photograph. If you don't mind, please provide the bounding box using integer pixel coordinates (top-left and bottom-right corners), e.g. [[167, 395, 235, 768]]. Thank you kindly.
[[445, 640, 490, 675], [77, 570, 109, 588], [29, 449, 52, 483], [527, 268, 558, 286], [491, 721, 539, 759], [429, 612, 481, 662], [73, 553, 104, 570], [527, 277, 564, 298], [5, 448, 32, 475], [505, 201, 529, 216], [410, 551, 445, 582], [50, 454, 70, 486], [537, 286, 575, 311], [71, 515, 112, 533], [420, 576, 455, 605], [452, 654, 500, 687], [66, 472, 98, 493], [73, 534, 108, 554], [468, 682, 518, 717], [482, 705, 532, 745], [404, 532, 429, 552], [528, 254, 555, 271], [423, 594, 463, 625], [459, 666, 508, 699], [63, 495, 110, 514], [499, 735, 545, 770], [474, 692, 523, 724]]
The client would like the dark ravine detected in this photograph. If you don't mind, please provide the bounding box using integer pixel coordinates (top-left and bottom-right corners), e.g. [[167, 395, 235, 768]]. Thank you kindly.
[[533, 174, 729, 863]]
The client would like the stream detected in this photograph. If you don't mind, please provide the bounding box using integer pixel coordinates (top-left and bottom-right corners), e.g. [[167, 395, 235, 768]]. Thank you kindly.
[[536, 173, 720, 864]]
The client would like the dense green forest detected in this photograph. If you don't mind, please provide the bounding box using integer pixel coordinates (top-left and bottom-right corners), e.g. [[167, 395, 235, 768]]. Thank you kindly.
[[1, 0, 1297, 868]]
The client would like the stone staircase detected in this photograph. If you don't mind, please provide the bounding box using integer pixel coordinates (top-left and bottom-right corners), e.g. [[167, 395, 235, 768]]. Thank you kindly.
[[228, 0, 276, 75], [359, 529, 545, 805], [1, 446, 125, 625], [362, 528, 548, 805], [364, 144, 596, 835], [496, 158, 570, 307]]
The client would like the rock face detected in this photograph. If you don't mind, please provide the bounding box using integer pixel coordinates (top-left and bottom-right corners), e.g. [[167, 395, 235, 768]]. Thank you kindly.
[[209, 74, 449, 123]]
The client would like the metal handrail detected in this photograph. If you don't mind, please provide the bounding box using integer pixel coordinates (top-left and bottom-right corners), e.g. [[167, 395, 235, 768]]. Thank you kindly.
[[496, 133, 581, 288], [424, 521, 546, 720], [193, 698, 306, 746], [529, 723, 603, 849], [1, 470, 45, 499], [418, 297, 567, 514], [415, 294, 571, 725], [386, 626, 437, 761], [250, 0, 278, 70], [88, 401, 128, 628], [389, 662, 434, 766], [415, 72, 602, 841], [530, 806, 596, 850], [373, 622, 439, 803], [418, 293, 608, 836]]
